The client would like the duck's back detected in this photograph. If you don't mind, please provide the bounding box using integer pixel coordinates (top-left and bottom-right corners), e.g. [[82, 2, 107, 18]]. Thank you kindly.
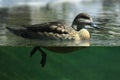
[[25, 22, 68, 33], [24, 22, 80, 40]]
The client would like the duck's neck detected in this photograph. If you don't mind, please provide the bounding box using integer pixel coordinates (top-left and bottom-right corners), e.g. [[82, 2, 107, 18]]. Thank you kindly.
[[71, 24, 85, 31]]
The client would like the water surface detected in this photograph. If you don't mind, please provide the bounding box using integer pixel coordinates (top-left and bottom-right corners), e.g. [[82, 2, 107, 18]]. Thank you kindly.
[[0, 0, 120, 46]]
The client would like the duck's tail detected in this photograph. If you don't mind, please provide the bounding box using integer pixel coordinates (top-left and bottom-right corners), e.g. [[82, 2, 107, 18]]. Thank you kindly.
[[6, 27, 29, 38], [6, 27, 19, 34], [6, 27, 42, 39]]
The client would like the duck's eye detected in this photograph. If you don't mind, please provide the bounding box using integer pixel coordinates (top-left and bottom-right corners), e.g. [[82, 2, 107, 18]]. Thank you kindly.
[[77, 18, 91, 23], [80, 16, 90, 19]]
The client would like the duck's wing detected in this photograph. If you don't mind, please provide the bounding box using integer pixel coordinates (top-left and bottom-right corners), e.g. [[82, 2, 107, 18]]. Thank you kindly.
[[6, 22, 76, 40], [24, 21, 69, 34]]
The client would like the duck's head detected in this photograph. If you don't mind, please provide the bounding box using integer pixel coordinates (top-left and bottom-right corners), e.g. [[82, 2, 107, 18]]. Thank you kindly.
[[72, 13, 99, 31]]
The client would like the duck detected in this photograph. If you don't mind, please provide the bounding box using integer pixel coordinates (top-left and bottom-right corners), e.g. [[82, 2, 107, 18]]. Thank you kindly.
[[6, 13, 100, 67]]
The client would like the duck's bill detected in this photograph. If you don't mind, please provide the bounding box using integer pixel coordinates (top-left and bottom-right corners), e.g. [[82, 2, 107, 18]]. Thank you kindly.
[[91, 22, 100, 29]]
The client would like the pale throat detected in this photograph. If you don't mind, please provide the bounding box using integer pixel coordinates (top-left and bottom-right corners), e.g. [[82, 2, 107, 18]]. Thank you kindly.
[[71, 24, 85, 31]]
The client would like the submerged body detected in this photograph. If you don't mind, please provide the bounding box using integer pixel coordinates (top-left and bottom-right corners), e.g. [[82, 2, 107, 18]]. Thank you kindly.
[[43, 47, 88, 53]]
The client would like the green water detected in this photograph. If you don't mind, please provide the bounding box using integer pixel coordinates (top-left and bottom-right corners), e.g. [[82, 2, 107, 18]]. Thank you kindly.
[[0, 47, 120, 80], [0, 0, 120, 79]]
